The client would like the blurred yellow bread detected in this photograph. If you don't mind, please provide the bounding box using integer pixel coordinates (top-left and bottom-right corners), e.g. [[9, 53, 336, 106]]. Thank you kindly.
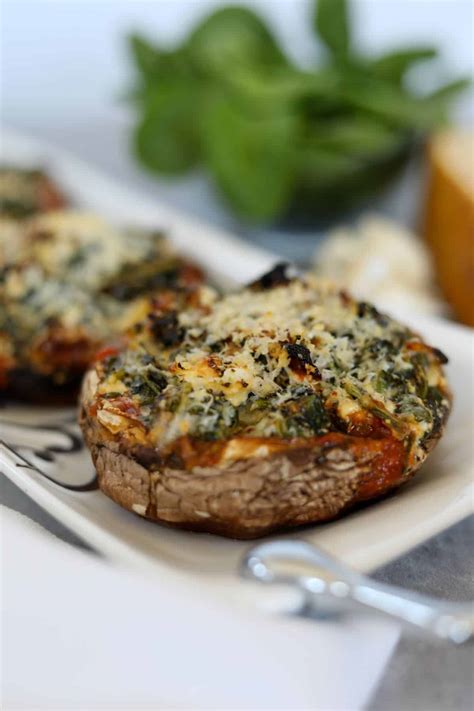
[[423, 129, 474, 326]]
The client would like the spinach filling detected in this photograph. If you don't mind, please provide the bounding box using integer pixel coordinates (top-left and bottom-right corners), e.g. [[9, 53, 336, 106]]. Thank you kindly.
[[94, 278, 450, 448], [279, 393, 330, 437], [103, 266, 181, 301], [178, 390, 332, 441], [128, 370, 168, 404], [0, 198, 37, 219]]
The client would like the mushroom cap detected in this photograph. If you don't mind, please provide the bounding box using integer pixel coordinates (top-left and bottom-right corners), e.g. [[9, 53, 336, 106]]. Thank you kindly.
[[80, 370, 448, 539]]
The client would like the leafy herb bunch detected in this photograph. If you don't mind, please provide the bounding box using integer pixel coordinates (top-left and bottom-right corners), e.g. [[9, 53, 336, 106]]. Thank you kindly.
[[128, 0, 468, 222]]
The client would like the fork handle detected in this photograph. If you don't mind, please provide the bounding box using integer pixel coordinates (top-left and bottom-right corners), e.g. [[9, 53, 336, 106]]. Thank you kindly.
[[242, 540, 474, 645]]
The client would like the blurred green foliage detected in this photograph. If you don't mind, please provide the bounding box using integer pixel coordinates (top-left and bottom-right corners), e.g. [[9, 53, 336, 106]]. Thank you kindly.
[[128, 0, 469, 222]]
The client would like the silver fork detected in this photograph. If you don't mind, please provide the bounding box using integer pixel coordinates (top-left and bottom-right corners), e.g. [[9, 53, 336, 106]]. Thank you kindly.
[[241, 540, 474, 645]]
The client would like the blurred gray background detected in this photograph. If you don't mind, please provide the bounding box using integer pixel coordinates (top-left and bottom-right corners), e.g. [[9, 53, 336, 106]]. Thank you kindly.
[[2, 0, 473, 261]]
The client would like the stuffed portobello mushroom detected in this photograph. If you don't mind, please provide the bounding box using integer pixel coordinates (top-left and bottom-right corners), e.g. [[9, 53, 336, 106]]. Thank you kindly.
[[0, 210, 203, 396], [80, 266, 451, 538]]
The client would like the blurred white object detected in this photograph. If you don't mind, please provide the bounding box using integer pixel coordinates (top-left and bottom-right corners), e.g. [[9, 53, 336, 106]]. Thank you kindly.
[[1, 504, 399, 710], [314, 215, 447, 316]]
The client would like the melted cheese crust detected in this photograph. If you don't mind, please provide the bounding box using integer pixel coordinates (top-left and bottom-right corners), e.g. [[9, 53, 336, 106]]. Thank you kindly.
[[92, 274, 451, 465], [0, 209, 201, 383]]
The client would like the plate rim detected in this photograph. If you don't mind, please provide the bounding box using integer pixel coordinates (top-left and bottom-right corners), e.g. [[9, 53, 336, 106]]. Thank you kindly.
[[1, 443, 472, 576]]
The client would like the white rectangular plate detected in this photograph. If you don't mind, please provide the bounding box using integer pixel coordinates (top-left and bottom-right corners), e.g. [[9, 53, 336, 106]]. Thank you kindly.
[[1, 128, 473, 592]]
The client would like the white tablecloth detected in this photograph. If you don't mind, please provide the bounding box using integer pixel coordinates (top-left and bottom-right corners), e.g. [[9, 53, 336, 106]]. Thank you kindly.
[[2, 503, 400, 709]]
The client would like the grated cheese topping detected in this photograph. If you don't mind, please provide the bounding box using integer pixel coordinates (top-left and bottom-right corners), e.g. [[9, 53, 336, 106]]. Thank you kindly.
[[95, 272, 450, 459], [0, 209, 200, 383], [18, 210, 176, 290]]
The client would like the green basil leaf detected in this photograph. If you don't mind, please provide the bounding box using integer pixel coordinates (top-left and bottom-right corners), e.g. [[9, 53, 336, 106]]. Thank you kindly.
[[128, 33, 191, 86], [306, 117, 406, 157], [341, 76, 467, 130], [225, 65, 341, 111], [134, 82, 201, 174], [127, 3, 469, 222], [417, 78, 471, 126], [371, 47, 438, 84], [424, 77, 471, 104], [314, 0, 350, 59], [294, 116, 411, 214], [201, 93, 297, 220], [298, 146, 360, 188], [129, 34, 159, 76], [294, 138, 410, 214], [186, 6, 287, 76]]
